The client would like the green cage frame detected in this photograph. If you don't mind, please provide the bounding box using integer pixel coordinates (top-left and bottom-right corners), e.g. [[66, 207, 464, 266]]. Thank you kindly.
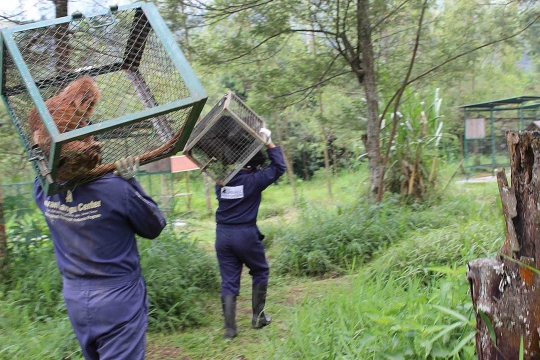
[[0, 2, 207, 195], [459, 96, 540, 177]]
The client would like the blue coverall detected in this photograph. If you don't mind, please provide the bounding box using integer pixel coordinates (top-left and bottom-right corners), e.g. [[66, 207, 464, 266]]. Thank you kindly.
[[215, 146, 286, 296], [34, 173, 166, 360]]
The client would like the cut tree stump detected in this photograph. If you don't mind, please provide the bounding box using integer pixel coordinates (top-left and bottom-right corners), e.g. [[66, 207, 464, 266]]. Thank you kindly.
[[467, 131, 540, 359]]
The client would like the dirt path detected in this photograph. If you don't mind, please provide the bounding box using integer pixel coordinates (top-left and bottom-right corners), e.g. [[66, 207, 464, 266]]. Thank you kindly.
[[145, 269, 351, 360]]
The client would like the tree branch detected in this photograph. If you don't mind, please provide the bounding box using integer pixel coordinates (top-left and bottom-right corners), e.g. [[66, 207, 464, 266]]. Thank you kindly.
[[378, 9, 540, 132], [376, 0, 428, 201], [372, 0, 414, 31], [274, 60, 348, 98], [406, 10, 540, 88]]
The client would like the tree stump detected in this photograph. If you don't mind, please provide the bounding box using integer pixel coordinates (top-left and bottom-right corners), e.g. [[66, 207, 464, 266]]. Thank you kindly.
[[467, 131, 540, 359]]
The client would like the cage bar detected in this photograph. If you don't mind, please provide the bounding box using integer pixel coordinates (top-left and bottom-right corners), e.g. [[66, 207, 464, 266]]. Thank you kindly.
[[0, 2, 207, 195]]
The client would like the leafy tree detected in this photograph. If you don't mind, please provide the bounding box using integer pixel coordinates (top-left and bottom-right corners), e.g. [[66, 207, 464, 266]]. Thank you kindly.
[[163, 0, 540, 201]]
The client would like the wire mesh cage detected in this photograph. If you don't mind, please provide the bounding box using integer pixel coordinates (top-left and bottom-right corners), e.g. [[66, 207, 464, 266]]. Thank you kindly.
[[460, 97, 540, 176], [0, 2, 207, 195], [183, 91, 267, 185]]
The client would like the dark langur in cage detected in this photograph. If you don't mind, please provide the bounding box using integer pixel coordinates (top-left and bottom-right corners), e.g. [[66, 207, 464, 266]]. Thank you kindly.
[[195, 115, 255, 166], [28, 76, 103, 181]]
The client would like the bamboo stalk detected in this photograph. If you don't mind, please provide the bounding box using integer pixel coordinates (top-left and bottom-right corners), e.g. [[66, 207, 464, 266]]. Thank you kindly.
[[429, 157, 438, 183]]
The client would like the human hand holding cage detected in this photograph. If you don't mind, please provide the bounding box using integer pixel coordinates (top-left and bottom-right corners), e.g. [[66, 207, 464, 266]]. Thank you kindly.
[[259, 128, 272, 145]]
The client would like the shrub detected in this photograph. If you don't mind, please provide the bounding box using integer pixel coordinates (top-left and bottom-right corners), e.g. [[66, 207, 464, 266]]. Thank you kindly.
[[272, 188, 496, 277], [1, 224, 220, 358], [140, 229, 220, 332], [381, 88, 458, 199], [2, 238, 64, 321], [273, 197, 412, 276], [367, 220, 504, 282]]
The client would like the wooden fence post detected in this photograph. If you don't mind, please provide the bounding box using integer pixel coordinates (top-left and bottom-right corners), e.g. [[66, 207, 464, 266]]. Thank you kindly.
[[467, 131, 540, 359], [202, 172, 212, 214]]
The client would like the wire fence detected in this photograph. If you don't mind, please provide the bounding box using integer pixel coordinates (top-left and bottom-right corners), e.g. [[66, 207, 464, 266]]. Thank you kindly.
[[1, 172, 192, 223]]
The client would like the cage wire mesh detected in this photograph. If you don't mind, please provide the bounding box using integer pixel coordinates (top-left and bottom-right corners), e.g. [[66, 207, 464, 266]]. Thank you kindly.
[[462, 100, 540, 175], [184, 91, 267, 185], [0, 3, 206, 195]]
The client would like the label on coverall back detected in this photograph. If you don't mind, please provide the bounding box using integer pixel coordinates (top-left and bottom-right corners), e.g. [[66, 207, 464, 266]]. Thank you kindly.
[[221, 185, 244, 199]]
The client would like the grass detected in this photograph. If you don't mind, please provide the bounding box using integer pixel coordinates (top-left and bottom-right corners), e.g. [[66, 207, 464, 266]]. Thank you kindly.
[[0, 164, 503, 359], [142, 167, 501, 359], [146, 272, 348, 360]]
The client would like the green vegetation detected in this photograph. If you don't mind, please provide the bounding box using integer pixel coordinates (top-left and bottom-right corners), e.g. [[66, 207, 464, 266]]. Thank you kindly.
[[0, 211, 220, 359], [0, 0, 532, 358], [0, 166, 502, 359]]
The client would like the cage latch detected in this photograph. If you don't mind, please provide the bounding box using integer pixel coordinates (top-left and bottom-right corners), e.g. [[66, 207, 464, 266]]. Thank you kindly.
[[28, 146, 53, 185]]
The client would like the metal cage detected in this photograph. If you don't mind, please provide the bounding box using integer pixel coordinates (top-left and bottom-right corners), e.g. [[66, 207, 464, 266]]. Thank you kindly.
[[459, 96, 540, 177], [183, 91, 267, 185], [0, 2, 207, 195]]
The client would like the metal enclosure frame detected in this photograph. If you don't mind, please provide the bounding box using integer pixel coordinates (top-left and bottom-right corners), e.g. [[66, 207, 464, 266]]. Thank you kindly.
[[0, 2, 207, 195], [459, 96, 540, 176]]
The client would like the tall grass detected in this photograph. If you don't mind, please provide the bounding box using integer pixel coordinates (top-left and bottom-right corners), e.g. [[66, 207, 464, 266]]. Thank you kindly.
[[271, 218, 500, 358], [272, 196, 411, 276], [140, 229, 220, 332], [265, 181, 501, 359], [0, 302, 82, 360], [367, 220, 503, 282], [271, 179, 499, 277], [0, 213, 219, 358], [273, 269, 475, 359]]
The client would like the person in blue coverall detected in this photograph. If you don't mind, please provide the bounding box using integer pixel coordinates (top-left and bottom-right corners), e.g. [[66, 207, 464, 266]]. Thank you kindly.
[[34, 156, 166, 360], [215, 127, 286, 339]]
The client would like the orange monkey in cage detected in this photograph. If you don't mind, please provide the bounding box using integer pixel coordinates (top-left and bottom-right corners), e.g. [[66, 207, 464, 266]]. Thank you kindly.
[[28, 75, 103, 181]]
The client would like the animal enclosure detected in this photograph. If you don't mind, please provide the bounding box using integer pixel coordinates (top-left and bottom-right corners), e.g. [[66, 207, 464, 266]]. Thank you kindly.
[[184, 91, 267, 186], [459, 96, 540, 176], [0, 2, 206, 195]]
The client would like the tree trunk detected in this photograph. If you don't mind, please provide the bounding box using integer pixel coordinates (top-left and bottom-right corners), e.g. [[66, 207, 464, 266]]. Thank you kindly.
[[185, 172, 191, 211], [274, 112, 298, 203], [310, 26, 333, 199], [467, 131, 540, 359], [357, 0, 382, 196], [333, 150, 338, 179], [321, 127, 333, 199], [53, 0, 70, 73], [180, 2, 192, 63], [202, 172, 213, 214], [317, 98, 332, 198], [54, 0, 68, 17]]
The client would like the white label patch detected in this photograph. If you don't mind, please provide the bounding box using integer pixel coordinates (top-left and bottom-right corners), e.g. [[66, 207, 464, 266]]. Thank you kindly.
[[221, 185, 244, 199]]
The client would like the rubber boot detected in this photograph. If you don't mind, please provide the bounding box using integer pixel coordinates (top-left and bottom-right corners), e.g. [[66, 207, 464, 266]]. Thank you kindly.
[[221, 295, 238, 339], [252, 283, 272, 328]]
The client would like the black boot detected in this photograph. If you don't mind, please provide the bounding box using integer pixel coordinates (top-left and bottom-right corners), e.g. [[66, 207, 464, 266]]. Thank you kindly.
[[221, 295, 238, 339], [252, 283, 272, 328]]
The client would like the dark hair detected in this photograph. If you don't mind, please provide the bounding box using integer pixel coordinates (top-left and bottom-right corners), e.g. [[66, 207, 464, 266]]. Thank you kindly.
[[245, 150, 267, 168]]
